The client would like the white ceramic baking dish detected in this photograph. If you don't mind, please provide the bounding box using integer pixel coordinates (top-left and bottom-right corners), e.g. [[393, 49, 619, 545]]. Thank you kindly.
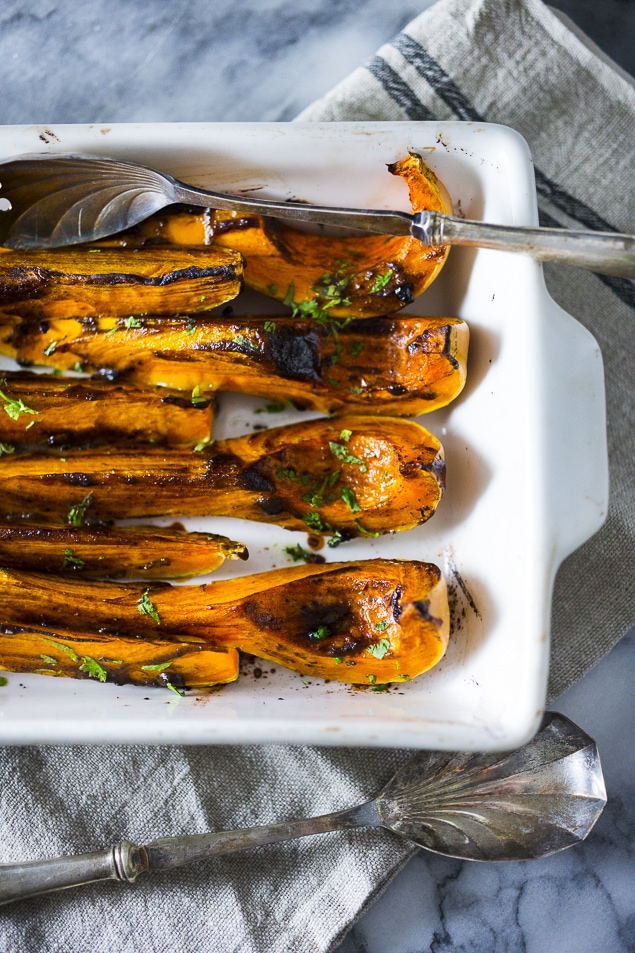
[[0, 121, 608, 749]]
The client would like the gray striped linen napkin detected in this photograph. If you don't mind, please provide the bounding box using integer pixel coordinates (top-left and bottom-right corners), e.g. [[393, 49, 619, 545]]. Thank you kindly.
[[0, 1, 633, 952]]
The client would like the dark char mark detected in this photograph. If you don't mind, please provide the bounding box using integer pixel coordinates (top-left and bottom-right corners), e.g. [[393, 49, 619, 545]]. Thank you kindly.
[[264, 326, 322, 382]]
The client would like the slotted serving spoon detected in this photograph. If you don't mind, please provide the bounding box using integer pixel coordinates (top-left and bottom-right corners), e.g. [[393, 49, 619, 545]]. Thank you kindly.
[[0, 712, 606, 906], [0, 154, 633, 277]]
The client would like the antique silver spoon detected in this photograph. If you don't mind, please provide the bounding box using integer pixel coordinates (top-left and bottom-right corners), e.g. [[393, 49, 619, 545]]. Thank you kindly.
[[0, 153, 633, 277], [0, 712, 606, 907]]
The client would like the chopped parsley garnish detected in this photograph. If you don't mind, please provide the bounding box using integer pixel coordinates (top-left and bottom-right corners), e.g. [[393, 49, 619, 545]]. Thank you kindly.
[[303, 511, 326, 532], [354, 520, 380, 538], [43, 340, 60, 356], [310, 625, 330, 640], [191, 384, 208, 406], [141, 661, 173, 673], [350, 341, 364, 358], [267, 283, 278, 297], [375, 620, 390, 632], [73, 361, 84, 372], [166, 681, 185, 697], [333, 657, 343, 665], [0, 382, 41, 422], [124, 316, 142, 329], [0, 442, 15, 455], [255, 402, 288, 414], [367, 639, 390, 659], [340, 486, 361, 514], [339, 429, 352, 443], [193, 438, 212, 452], [369, 270, 393, 293], [277, 467, 297, 481], [67, 493, 93, 527], [0, 676, 7, 687], [186, 318, 198, 335], [137, 589, 161, 625], [328, 441, 367, 472], [40, 654, 58, 666], [366, 674, 377, 684], [283, 543, 324, 564], [263, 320, 277, 333], [232, 333, 258, 351], [63, 548, 85, 569], [103, 326, 118, 337], [79, 656, 108, 682]]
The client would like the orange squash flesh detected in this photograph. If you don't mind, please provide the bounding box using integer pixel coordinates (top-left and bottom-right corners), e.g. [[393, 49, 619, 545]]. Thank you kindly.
[[0, 311, 468, 417], [0, 621, 239, 689], [0, 370, 213, 448], [0, 245, 243, 319], [0, 521, 247, 580], [0, 415, 445, 540], [107, 152, 452, 318], [0, 559, 449, 684]]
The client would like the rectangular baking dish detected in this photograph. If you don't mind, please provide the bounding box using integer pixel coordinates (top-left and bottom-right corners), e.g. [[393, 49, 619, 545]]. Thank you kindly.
[[0, 121, 608, 749]]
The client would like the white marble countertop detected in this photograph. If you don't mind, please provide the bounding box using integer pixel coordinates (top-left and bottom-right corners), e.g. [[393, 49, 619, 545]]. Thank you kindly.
[[0, 2, 633, 950]]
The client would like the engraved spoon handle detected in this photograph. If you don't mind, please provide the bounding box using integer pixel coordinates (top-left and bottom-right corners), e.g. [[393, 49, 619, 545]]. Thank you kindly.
[[0, 804, 375, 906], [412, 210, 635, 278]]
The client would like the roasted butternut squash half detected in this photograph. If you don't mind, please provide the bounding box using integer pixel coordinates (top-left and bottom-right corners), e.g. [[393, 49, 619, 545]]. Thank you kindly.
[[0, 558, 449, 684], [0, 370, 213, 449], [0, 622, 239, 689], [108, 152, 452, 318], [0, 415, 444, 540], [0, 521, 247, 579], [0, 245, 243, 319], [0, 311, 468, 416]]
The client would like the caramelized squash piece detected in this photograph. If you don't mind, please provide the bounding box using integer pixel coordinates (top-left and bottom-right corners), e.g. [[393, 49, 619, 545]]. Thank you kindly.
[[0, 559, 449, 684], [0, 521, 247, 579], [0, 245, 243, 319], [0, 370, 213, 448], [0, 622, 238, 689], [109, 152, 452, 318], [0, 312, 468, 416], [0, 415, 444, 540]]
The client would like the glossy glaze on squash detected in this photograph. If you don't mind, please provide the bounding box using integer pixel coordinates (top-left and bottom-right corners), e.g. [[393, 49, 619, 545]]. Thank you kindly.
[[0, 311, 468, 416], [0, 621, 239, 689], [0, 370, 213, 448], [0, 414, 444, 539], [107, 152, 452, 318], [0, 521, 247, 579], [0, 558, 449, 684], [0, 245, 243, 319]]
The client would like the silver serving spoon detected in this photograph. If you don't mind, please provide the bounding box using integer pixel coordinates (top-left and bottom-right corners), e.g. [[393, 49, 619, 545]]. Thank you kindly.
[[0, 153, 633, 278], [0, 712, 606, 907]]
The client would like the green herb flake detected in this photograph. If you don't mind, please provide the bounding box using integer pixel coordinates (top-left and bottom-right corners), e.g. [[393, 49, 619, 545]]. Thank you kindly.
[[350, 341, 364, 358], [355, 520, 381, 538], [303, 511, 325, 532], [63, 547, 85, 569], [43, 340, 60, 356], [67, 493, 93, 527], [42, 638, 80, 662], [73, 361, 84, 372], [369, 270, 393, 293], [191, 384, 208, 406], [366, 673, 377, 685], [333, 657, 343, 665], [375, 620, 390, 632], [340, 486, 361, 514], [283, 282, 296, 308], [103, 326, 118, 337], [277, 467, 297, 481], [263, 320, 277, 333], [310, 625, 330, 640], [0, 383, 41, 423], [137, 589, 161, 625], [283, 544, 317, 564], [79, 656, 108, 682], [348, 385, 363, 395], [371, 683, 390, 692], [398, 674, 411, 681], [186, 318, 198, 335], [232, 333, 258, 351], [267, 283, 278, 297], [166, 681, 185, 697], [0, 442, 15, 456], [339, 429, 352, 443], [124, 316, 142, 329], [141, 661, 173, 673], [192, 438, 211, 453], [40, 654, 58, 666], [255, 402, 287, 414], [328, 441, 367, 472], [367, 639, 390, 660], [0, 676, 7, 687]]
